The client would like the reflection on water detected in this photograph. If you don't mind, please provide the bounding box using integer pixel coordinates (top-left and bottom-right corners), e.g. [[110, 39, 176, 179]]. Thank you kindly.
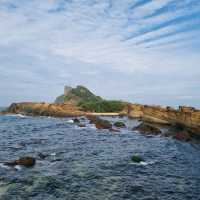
[[0, 115, 200, 200]]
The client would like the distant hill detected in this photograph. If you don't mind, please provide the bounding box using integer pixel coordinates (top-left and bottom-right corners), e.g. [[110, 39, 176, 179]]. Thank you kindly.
[[55, 85, 126, 112], [55, 85, 102, 104]]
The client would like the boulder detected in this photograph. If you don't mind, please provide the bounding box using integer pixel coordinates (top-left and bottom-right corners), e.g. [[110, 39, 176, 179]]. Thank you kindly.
[[73, 118, 80, 123], [131, 155, 144, 163], [87, 116, 112, 129], [5, 157, 36, 167], [114, 121, 126, 128], [132, 122, 161, 135]]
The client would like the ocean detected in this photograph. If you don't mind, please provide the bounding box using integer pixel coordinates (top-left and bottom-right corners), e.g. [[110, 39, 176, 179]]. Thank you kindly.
[[0, 114, 200, 200]]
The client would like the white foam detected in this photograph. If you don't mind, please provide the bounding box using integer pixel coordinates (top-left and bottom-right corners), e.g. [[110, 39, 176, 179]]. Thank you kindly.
[[67, 119, 74, 123], [0, 163, 10, 170], [14, 165, 22, 171]]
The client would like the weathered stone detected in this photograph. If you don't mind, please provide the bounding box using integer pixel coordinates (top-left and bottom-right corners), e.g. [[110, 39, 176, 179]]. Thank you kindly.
[[5, 157, 36, 167], [128, 104, 200, 138], [87, 116, 112, 129], [133, 122, 161, 135]]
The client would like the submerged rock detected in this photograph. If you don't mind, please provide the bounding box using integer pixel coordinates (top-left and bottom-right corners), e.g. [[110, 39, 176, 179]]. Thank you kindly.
[[114, 121, 126, 128], [5, 157, 36, 167], [131, 155, 144, 163], [132, 122, 161, 135]]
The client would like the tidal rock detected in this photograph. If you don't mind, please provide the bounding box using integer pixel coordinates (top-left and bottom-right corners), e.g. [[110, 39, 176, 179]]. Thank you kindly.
[[73, 118, 80, 123], [5, 157, 36, 167], [131, 155, 144, 163], [165, 123, 192, 141], [132, 122, 161, 135], [87, 116, 112, 129], [114, 121, 126, 128]]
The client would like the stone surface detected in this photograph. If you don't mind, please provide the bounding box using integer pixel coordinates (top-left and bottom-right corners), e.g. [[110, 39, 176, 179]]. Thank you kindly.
[[128, 104, 200, 137], [5, 157, 36, 167], [133, 122, 162, 135]]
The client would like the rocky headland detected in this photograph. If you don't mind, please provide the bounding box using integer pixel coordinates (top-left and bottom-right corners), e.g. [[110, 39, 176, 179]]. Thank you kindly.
[[2, 85, 200, 141]]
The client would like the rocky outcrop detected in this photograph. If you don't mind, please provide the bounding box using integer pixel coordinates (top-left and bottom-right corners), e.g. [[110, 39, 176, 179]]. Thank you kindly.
[[6, 102, 84, 117], [132, 122, 162, 135], [87, 116, 112, 129], [128, 104, 200, 136]]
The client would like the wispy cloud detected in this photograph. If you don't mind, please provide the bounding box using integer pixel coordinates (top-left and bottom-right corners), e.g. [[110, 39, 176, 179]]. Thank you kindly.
[[0, 0, 200, 107]]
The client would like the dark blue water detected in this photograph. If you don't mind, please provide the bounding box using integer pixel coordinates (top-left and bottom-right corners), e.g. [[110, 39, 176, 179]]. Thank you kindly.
[[0, 114, 200, 200]]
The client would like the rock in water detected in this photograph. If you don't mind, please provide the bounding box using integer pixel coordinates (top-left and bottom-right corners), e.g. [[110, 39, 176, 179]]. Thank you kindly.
[[131, 155, 144, 163], [114, 121, 126, 128], [73, 118, 80, 123], [132, 122, 161, 135], [87, 116, 112, 129], [5, 157, 36, 167], [165, 123, 192, 141]]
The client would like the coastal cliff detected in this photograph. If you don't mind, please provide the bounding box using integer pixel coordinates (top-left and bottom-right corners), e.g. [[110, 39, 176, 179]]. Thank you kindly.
[[128, 104, 200, 135]]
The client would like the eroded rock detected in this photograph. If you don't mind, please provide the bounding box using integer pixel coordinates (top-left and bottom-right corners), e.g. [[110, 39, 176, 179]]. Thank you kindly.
[[133, 122, 161, 135], [5, 157, 36, 167]]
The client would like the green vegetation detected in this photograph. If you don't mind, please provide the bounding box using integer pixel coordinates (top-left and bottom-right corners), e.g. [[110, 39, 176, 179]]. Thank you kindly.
[[78, 99, 125, 112], [55, 85, 101, 104], [71, 86, 101, 102], [55, 85, 126, 113], [55, 95, 72, 103]]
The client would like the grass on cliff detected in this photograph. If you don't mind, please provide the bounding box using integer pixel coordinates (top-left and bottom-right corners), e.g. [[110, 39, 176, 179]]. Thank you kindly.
[[78, 99, 125, 113]]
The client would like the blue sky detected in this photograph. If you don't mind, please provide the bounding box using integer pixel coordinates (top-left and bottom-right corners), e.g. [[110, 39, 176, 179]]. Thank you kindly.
[[0, 0, 200, 107]]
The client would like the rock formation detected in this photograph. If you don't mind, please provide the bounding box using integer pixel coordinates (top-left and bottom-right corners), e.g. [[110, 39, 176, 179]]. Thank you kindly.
[[128, 104, 200, 136]]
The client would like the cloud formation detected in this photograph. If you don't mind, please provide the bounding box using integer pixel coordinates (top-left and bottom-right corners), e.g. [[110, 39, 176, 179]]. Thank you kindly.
[[0, 0, 200, 107]]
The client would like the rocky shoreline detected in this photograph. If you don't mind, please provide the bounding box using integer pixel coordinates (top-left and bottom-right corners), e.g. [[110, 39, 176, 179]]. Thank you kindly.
[[1, 101, 200, 142]]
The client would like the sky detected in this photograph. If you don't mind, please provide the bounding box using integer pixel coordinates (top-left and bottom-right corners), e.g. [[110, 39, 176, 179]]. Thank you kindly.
[[0, 0, 200, 107]]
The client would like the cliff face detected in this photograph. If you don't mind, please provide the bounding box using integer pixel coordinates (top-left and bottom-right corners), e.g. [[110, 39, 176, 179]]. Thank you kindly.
[[128, 104, 200, 134]]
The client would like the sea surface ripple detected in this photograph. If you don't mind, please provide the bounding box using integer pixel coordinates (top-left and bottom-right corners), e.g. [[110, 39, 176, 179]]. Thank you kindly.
[[0, 115, 200, 200]]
